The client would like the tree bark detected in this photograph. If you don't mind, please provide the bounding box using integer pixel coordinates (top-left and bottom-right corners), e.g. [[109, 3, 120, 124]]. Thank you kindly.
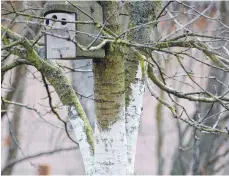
[[2, 66, 26, 175], [124, 2, 161, 174], [93, 2, 127, 174]]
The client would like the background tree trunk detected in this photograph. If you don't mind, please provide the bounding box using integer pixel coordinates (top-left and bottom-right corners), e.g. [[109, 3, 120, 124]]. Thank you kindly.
[[171, 1, 229, 175], [1, 1, 44, 174]]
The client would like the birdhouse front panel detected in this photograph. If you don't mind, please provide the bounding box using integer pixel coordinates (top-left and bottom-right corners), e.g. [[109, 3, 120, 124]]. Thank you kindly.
[[44, 12, 76, 59]]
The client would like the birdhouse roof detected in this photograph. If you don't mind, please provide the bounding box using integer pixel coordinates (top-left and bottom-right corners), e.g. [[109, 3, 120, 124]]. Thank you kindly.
[[43, 1, 78, 16]]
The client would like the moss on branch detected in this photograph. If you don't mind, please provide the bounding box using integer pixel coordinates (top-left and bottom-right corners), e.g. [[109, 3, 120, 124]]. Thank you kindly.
[[1, 26, 94, 152], [147, 65, 229, 103]]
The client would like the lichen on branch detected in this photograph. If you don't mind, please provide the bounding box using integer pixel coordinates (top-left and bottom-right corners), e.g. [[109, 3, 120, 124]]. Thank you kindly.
[[1, 25, 94, 152]]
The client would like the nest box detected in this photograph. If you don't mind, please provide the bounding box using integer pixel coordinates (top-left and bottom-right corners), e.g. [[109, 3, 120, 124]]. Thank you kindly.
[[43, 1, 105, 60]]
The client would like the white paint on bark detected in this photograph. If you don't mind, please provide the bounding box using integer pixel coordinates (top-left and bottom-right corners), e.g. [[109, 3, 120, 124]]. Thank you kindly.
[[125, 63, 145, 175], [67, 106, 94, 175], [93, 107, 128, 175]]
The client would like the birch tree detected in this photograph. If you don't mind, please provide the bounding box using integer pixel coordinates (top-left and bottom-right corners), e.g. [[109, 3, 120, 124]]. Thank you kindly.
[[1, 1, 229, 175]]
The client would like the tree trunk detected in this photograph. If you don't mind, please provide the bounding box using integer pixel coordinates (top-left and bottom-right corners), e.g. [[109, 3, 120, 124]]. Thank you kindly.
[[2, 66, 26, 175], [2, 2, 43, 174], [125, 2, 161, 174], [93, 2, 161, 174], [93, 2, 127, 174]]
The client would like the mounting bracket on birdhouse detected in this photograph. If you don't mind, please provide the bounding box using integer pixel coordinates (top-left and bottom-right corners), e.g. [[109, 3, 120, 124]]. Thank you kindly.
[[43, 1, 105, 60]]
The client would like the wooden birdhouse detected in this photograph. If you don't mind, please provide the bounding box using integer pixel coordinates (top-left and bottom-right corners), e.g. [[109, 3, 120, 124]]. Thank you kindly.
[[43, 1, 105, 60]]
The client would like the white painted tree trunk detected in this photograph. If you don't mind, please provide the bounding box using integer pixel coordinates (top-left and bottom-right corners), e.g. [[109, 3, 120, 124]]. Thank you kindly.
[[68, 65, 145, 175], [67, 1, 148, 174], [68, 106, 94, 175], [125, 64, 145, 175], [93, 108, 128, 175]]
